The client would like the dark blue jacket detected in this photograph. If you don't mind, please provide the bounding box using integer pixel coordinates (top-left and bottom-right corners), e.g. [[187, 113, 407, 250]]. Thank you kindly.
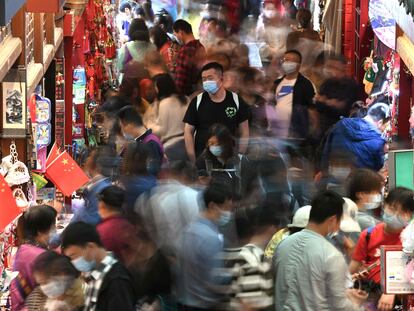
[[71, 177, 111, 225], [322, 118, 385, 171], [122, 175, 157, 212]]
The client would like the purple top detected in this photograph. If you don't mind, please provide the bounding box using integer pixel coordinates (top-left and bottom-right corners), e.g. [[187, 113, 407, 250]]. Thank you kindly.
[[10, 244, 45, 311]]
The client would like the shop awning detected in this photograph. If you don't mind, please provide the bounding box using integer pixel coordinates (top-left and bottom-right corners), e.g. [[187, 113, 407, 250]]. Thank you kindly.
[[0, 35, 22, 82]]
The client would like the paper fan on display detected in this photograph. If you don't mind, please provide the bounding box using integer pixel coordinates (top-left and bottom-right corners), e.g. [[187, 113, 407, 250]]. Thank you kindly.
[[369, 0, 396, 50]]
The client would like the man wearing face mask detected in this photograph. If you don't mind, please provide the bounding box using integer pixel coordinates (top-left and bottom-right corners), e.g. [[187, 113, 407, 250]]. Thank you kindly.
[[321, 103, 390, 173], [350, 187, 414, 311], [118, 105, 164, 176], [183, 62, 250, 163], [176, 181, 233, 310], [273, 50, 315, 139], [273, 190, 367, 310], [61, 222, 136, 311]]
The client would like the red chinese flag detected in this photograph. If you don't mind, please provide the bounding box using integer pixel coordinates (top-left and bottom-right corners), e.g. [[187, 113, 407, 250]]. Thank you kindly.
[[0, 175, 20, 231], [45, 151, 89, 196], [46, 142, 62, 168]]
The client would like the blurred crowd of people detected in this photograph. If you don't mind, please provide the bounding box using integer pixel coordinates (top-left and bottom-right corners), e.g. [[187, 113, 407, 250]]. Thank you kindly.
[[9, 0, 413, 311]]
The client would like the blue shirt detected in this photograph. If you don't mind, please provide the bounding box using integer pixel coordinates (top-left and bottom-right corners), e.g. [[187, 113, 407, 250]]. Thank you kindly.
[[177, 217, 224, 308]]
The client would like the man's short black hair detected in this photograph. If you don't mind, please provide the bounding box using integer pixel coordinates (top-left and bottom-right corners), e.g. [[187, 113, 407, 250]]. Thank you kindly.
[[118, 105, 143, 127], [309, 190, 344, 224], [99, 96, 130, 117], [203, 181, 232, 208], [120, 2, 132, 12], [367, 102, 391, 123], [61, 222, 103, 250], [173, 19, 193, 34], [385, 187, 414, 213], [348, 169, 383, 202], [285, 49, 302, 63], [97, 185, 125, 211], [201, 62, 224, 76]]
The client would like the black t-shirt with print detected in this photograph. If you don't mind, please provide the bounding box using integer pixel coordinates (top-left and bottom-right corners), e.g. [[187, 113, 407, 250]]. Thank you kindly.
[[183, 90, 250, 156]]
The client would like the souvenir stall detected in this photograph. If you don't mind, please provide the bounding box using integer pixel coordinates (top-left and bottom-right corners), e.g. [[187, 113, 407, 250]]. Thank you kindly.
[[64, 0, 117, 160]]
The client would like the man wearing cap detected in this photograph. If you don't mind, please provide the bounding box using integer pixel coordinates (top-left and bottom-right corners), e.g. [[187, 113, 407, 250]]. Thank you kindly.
[[321, 103, 390, 172], [264, 205, 311, 260]]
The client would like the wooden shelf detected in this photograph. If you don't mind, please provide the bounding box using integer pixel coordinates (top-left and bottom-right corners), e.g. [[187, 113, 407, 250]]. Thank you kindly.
[[0, 36, 22, 81], [26, 62, 43, 96]]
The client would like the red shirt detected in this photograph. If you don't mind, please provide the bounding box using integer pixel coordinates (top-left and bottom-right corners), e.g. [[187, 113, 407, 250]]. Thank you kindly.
[[352, 222, 402, 283], [97, 215, 137, 264]]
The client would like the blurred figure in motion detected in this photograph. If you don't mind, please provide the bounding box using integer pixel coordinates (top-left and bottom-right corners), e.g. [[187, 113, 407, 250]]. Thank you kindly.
[[172, 19, 206, 95], [96, 95, 129, 147], [135, 160, 200, 257], [273, 190, 367, 310], [117, 2, 133, 43], [11, 205, 57, 311], [61, 222, 136, 311], [264, 205, 311, 259], [282, 0, 298, 20], [347, 168, 383, 230], [145, 73, 189, 161], [120, 142, 157, 213], [350, 187, 414, 310], [183, 62, 250, 162], [328, 198, 361, 263], [96, 185, 138, 266], [71, 148, 113, 226], [33, 251, 85, 311], [118, 105, 164, 176], [176, 181, 233, 310], [117, 18, 156, 79], [220, 207, 278, 310]]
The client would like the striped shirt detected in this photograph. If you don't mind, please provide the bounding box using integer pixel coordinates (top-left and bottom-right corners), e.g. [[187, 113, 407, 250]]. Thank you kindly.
[[83, 253, 118, 311], [218, 244, 274, 310]]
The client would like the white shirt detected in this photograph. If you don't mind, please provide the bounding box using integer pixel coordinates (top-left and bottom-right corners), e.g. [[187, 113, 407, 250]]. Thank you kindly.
[[274, 78, 296, 138]]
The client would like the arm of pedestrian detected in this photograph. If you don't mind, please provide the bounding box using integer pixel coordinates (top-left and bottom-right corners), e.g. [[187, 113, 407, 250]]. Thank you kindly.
[[184, 123, 196, 163]]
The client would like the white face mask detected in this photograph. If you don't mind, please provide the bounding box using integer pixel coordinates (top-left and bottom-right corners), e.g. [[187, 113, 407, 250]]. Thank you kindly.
[[40, 276, 73, 298], [209, 145, 223, 157], [362, 194, 382, 211], [281, 61, 299, 74], [329, 167, 351, 181]]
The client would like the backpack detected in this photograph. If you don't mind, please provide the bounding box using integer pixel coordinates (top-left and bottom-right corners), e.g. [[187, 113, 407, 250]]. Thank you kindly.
[[196, 91, 240, 111]]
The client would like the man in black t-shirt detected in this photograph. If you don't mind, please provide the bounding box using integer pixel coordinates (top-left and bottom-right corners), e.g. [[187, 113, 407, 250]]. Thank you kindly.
[[183, 62, 250, 162]]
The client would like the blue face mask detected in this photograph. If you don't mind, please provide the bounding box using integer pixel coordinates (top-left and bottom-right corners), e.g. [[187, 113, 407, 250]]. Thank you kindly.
[[382, 211, 408, 230], [209, 145, 223, 157], [203, 80, 219, 95], [71, 256, 96, 272], [217, 210, 232, 227]]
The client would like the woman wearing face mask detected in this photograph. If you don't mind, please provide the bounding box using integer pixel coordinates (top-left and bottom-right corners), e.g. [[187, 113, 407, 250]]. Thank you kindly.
[[350, 187, 414, 310], [196, 123, 249, 200], [10, 205, 57, 311], [33, 251, 85, 311], [347, 168, 384, 231]]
